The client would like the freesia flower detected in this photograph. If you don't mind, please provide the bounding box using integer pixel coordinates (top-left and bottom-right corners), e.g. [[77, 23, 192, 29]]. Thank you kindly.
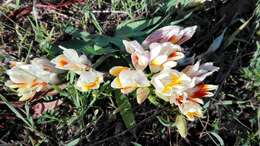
[[51, 46, 91, 74], [184, 84, 218, 104], [110, 66, 150, 94], [142, 25, 197, 47], [123, 40, 150, 70], [5, 62, 58, 101], [151, 69, 193, 97], [182, 61, 220, 84], [149, 42, 184, 72], [75, 70, 104, 92], [31, 58, 60, 73], [179, 101, 203, 121]]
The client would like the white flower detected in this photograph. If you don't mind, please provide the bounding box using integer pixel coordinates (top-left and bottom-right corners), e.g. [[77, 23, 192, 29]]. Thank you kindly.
[[184, 84, 218, 104], [151, 69, 193, 97], [182, 61, 220, 84], [110, 66, 150, 94], [5, 59, 59, 101], [123, 40, 150, 70], [75, 70, 104, 92], [142, 25, 197, 47], [31, 58, 60, 73], [51, 46, 91, 74], [179, 101, 203, 121], [149, 42, 184, 72]]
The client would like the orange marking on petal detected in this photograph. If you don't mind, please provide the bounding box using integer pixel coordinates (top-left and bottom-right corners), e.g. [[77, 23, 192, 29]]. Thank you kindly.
[[83, 82, 97, 90], [58, 58, 69, 67], [83, 78, 100, 91], [32, 80, 48, 88], [168, 51, 177, 59], [176, 96, 184, 105], [169, 35, 179, 43], [132, 54, 139, 62], [189, 84, 208, 100]]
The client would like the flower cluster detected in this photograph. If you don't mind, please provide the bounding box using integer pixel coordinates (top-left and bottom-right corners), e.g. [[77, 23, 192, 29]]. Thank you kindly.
[[6, 46, 104, 101], [5, 25, 219, 122], [110, 25, 219, 121]]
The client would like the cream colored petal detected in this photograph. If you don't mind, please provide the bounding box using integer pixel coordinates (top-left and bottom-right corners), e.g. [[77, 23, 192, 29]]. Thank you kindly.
[[111, 77, 123, 89], [18, 89, 36, 101], [136, 87, 150, 104], [51, 54, 69, 69], [19, 64, 58, 84], [118, 70, 138, 88], [79, 55, 92, 66], [149, 63, 162, 73], [9, 61, 26, 68], [76, 70, 104, 91], [109, 66, 129, 76], [167, 52, 185, 61], [176, 25, 197, 45], [155, 90, 170, 102], [179, 101, 203, 121], [123, 40, 145, 54], [149, 43, 163, 60], [131, 52, 149, 70], [181, 61, 200, 76], [151, 56, 168, 66], [59, 46, 80, 63], [162, 61, 177, 69], [133, 70, 150, 87], [119, 70, 150, 88], [142, 26, 182, 47], [149, 42, 182, 59], [152, 69, 193, 96], [6, 67, 35, 84], [121, 87, 136, 94], [31, 58, 56, 72]]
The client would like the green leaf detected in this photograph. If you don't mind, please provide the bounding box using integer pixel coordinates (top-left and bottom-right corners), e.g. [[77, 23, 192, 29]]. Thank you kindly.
[[224, 15, 253, 49], [148, 95, 160, 106], [66, 138, 80, 146], [86, 45, 117, 55], [0, 94, 32, 129], [59, 39, 116, 55], [114, 91, 136, 129], [175, 115, 188, 138], [170, 11, 193, 25], [116, 17, 161, 37], [60, 39, 91, 51], [64, 26, 90, 41], [209, 132, 225, 146], [156, 116, 175, 127], [131, 142, 142, 146]]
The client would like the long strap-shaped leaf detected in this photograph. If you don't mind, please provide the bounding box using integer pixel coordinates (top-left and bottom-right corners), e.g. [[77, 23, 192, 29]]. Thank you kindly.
[[114, 91, 136, 129]]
